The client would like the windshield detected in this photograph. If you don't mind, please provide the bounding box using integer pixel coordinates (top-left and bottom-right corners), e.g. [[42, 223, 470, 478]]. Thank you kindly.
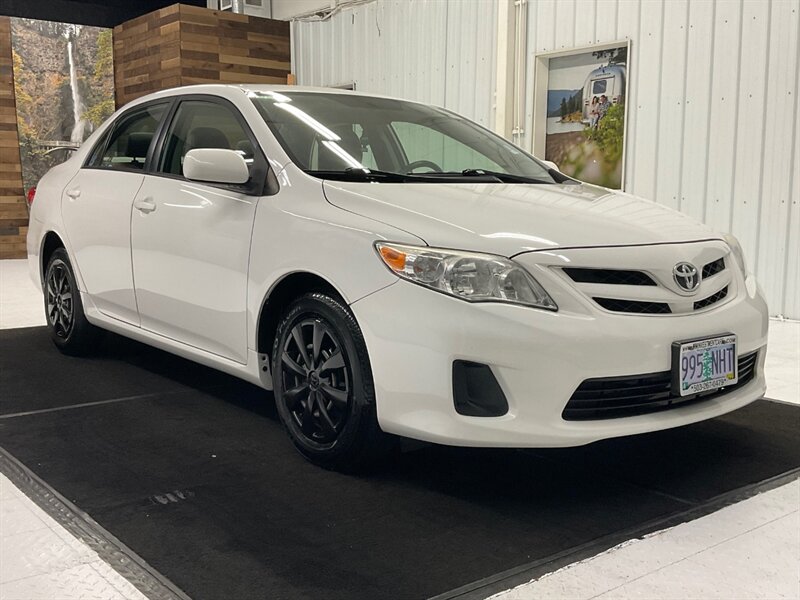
[[250, 91, 555, 183]]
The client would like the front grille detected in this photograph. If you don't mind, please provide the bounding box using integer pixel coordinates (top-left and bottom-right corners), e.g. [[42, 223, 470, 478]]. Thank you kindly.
[[564, 268, 656, 286], [703, 257, 725, 279], [562, 351, 758, 421], [694, 286, 728, 310], [593, 297, 672, 314]]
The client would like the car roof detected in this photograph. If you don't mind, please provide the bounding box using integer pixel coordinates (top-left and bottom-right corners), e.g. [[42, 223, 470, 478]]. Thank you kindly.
[[126, 83, 417, 109]]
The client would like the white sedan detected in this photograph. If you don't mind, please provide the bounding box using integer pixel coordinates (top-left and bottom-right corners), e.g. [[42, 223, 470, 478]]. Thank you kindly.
[[27, 85, 768, 471]]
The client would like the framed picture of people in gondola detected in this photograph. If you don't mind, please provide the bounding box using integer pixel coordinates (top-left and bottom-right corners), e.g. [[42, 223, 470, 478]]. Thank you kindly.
[[531, 40, 630, 190]]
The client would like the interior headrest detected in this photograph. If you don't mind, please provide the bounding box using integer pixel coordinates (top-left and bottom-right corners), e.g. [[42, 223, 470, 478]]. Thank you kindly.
[[332, 127, 362, 160], [317, 126, 363, 170], [186, 127, 230, 151], [126, 132, 152, 159]]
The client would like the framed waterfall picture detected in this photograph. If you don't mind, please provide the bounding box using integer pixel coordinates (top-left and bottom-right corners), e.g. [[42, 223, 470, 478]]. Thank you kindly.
[[10, 18, 115, 194], [531, 40, 630, 190]]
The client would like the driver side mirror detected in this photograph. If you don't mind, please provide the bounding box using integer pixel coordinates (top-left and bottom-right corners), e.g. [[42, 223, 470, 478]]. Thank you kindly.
[[183, 148, 249, 185]]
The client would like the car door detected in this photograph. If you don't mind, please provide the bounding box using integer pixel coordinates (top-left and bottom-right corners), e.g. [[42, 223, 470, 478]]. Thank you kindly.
[[130, 96, 266, 363], [62, 102, 169, 325]]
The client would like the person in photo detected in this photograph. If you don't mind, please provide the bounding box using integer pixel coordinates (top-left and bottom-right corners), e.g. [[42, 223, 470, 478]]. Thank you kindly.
[[589, 96, 599, 128], [596, 94, 610, 127]]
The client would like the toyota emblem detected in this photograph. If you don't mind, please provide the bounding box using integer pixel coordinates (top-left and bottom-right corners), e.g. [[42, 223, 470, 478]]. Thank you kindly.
[[673, 262, 700, 292]]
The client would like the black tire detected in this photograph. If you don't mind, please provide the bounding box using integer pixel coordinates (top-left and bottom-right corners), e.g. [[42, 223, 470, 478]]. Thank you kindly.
[[44, 248, 101, 355], [271, 292, 394, 472]]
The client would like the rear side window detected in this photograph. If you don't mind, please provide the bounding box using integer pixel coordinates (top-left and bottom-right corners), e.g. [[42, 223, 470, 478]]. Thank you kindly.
[[86, 103, 167, 171], [158, 100, 254, 177]]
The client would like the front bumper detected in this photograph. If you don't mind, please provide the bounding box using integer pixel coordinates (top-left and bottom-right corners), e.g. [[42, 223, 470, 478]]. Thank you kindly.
[[351, 273, 768, 447]]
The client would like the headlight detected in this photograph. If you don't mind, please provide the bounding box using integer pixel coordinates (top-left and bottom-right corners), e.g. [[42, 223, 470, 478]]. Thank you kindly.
[[375, 242, 557, 310], [722, 234, 747, 276]]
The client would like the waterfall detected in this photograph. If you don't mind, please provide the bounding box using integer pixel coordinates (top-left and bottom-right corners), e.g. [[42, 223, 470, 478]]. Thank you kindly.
[[67, 40, 86, 143]]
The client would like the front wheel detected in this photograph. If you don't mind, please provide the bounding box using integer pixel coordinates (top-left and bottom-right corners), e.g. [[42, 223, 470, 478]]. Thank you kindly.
[[271, 293, 394, 472], [44, 248, 100, 355]]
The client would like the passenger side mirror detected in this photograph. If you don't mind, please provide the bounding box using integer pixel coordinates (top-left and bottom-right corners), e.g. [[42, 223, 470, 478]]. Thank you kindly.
[[541, 159, 560, 172], [183, 148, 250, 185]]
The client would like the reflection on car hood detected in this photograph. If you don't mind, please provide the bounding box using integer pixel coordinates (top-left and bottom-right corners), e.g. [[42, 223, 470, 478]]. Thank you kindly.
[[322, 180, 720, 256]]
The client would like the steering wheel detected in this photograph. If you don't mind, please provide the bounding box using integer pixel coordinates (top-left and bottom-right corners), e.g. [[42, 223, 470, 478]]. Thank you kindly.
[[404, 159, 443, 173]]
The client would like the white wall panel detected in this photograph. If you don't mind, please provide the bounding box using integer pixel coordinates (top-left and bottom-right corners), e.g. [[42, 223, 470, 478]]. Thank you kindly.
[[704, 0, 741, 234], [758, 0, 799, 316], [679, 0, 714, 222], [554, 0, 576, 49], [293, 0, 798, 317], [293, 0, 495, 126], [654, 0, 688, 212], [573, 0, 596, 46], [730, 0, 771, 261]]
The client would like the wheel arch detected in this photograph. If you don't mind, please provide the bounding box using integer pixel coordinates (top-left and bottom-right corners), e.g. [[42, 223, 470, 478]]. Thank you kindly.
[[40, 231, 66, 285], [256, 271, 347, 359]]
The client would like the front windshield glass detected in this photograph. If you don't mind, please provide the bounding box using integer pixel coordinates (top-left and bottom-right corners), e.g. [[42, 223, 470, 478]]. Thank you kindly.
[[250, 91, 555, 183]]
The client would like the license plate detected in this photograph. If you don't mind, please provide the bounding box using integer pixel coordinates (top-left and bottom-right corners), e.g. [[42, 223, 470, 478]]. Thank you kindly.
[[672, 334, 737, 397]]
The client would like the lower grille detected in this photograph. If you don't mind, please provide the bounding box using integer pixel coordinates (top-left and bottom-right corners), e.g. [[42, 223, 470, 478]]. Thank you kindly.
[[562, 351, 758, 421]]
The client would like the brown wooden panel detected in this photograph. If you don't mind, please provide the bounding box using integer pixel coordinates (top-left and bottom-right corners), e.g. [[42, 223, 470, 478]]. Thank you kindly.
[[0, 16, 26, 259], [0, 242, 28, 259], [113, 4, 291, 108]]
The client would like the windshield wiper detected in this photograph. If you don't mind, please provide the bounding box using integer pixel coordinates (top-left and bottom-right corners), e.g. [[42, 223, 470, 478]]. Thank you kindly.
[[308, 168, 499, 183], [449, 169, 554, 184], [307, 167, 555, 184], [306, 168, 413, 182]]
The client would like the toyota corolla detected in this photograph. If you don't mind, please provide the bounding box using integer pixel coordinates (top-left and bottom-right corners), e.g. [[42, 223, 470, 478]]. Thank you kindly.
[[27, 85, 768, 471]]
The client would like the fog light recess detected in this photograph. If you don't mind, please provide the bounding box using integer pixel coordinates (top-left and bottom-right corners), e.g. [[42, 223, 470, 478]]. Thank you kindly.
[[452, 360, 509, 417]]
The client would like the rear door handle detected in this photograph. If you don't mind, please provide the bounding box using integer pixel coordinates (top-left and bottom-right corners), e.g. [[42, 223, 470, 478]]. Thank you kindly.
[[66, 188, 81, 199], [134, 198, 156, 214]]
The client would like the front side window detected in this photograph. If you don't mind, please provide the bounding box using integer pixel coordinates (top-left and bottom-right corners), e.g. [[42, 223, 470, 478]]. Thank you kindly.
[[87, 103, 167, 171], [159, 100, 254, 177], [250, 91, 554, 184]]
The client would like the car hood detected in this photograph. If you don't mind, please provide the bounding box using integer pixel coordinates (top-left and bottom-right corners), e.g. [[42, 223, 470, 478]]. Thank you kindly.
[[322, 180, 720, 257]]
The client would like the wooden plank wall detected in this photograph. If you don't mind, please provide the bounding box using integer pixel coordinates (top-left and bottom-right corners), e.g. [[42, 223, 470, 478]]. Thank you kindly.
[[114, 4, 291, 108], [113, 6, 182, 107], [0, 16, 27, 260]]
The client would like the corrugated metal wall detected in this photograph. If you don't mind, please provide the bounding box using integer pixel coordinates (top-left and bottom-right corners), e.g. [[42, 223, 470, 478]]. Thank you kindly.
[[521, 0, 799, 319], [292, 0, 498, 129], [293, 0, 799, 318]]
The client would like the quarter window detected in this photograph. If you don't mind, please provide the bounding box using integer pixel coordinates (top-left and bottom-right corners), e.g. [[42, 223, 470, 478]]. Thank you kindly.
[[86, 103, 167, 170], [159, 101, 254, 177]]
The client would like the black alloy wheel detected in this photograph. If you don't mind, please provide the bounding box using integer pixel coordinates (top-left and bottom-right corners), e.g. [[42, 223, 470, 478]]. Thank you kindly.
[[272, 293, 394, 471], [44, 248, 100, 354], [280, 317, 351, 444], [46, 259, 74, 339]]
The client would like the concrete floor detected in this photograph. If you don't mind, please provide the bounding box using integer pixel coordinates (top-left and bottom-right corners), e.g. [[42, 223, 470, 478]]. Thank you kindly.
[[1, 258, 798, 599]]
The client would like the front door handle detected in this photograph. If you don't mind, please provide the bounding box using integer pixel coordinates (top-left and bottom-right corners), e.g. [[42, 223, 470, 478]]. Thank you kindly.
[[66, 188, 81, 199], [134, 198, 156, 214]]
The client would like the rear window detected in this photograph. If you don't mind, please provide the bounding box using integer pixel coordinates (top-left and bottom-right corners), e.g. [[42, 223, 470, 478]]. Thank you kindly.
[[592, 79, 608, 94]]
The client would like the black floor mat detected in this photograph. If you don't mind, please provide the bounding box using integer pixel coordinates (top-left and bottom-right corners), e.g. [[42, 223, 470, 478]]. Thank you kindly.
[[1, 327, 798, 600]]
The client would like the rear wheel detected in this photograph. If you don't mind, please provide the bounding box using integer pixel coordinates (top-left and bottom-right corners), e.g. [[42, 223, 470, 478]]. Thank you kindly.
[[44, 248, 100, 355], [272, 293, 394, 472]]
